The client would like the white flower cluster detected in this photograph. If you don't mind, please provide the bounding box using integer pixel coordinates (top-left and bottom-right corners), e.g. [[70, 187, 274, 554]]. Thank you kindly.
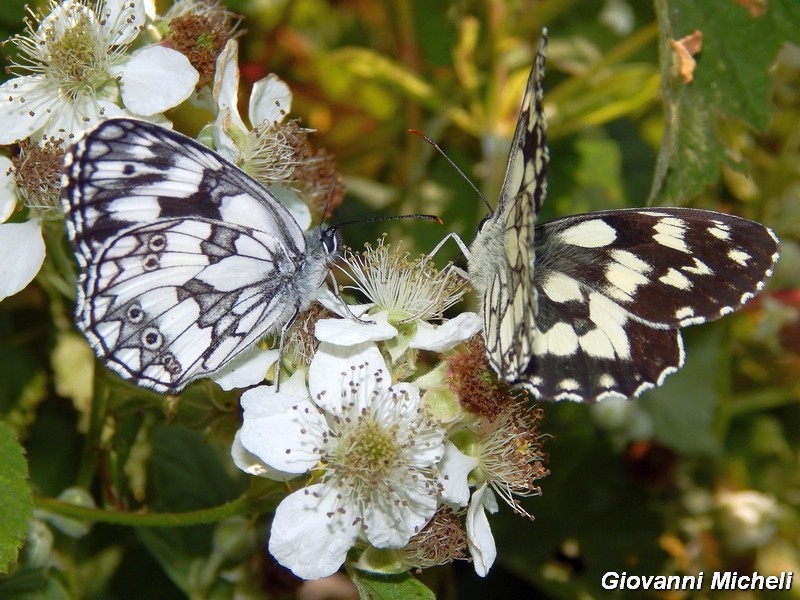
[[232, 239, 549, 580]]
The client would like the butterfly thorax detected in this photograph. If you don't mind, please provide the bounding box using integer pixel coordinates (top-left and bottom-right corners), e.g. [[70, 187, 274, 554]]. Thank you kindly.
[[467, 215, 508, 297], [296, 226, 340, 302]]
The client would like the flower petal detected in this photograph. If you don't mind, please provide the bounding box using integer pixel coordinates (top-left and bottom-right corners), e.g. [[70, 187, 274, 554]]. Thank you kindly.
[[0, 77, 59, 144], [0, 156, 17, 222], [308, 341, 387, 414], [0, 219, 45, 300], [212, 40, 246, 132], [238, 378, 325, 475], [315, 311, 398, 345], [113, 47, 199, 116], [209, 347, 276, 390], [438, 442, 480, 506], [410, 312, 482, 352], [316, 289, 371, 319], [267, 185, 311, 229], [363, 475, 438, 548], [466, 483, 498, 577], [268, 483, 360, 579], [249, 74, 292, 125], [230, 431, 298, 481]]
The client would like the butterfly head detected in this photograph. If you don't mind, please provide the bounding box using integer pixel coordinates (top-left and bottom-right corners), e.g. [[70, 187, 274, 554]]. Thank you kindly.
[[319, 225, 342, 261]]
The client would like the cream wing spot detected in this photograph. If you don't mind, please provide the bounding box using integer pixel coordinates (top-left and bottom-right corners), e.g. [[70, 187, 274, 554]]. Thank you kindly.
[[708, 225, 731, 240], [659, 267, 692, 290], [555, 219, 617, 248], [681, 257, 713, 276], [728, 248, 751, 266], [540, 272, 583, 303], [653, 218, 689, 253], [534, 322, 579, 356]]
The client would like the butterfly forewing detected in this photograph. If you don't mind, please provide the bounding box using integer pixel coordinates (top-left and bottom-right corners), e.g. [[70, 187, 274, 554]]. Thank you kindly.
[[62, 118, 334, 393], [468, 32, 548, 381]]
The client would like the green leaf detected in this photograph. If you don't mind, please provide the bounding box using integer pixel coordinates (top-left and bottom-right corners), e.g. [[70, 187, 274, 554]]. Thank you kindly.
[[640, 324, 726, 456], [349, 569, 435, 600], [650, 0, 800, 204], [0, 567, 70, 600], [136, 424, 247, 593], [318, 48, 438, 118], [0, 420, 33, 573], [492, 401, 666, 597]]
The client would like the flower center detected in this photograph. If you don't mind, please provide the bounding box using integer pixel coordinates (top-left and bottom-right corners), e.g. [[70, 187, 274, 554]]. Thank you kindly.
[[36, 6, 109, 95], [240, 120, 308, 186], [336, 417, 401, 481], [339, 237, 469, 323]]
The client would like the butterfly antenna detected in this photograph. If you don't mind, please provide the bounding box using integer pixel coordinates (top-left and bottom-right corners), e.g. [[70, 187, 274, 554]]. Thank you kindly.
[[409, 129, 494, 216], [333, 213, 442, 230]]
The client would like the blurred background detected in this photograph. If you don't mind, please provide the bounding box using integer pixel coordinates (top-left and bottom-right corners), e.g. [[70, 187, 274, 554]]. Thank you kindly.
[[1, 0, 799, 598]]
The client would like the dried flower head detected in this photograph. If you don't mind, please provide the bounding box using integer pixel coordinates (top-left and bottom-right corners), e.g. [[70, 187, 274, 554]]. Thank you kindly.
[[11, 138, 65, 214]]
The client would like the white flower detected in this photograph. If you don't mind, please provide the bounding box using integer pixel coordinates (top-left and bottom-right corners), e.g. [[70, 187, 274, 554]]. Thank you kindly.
[[0, 0, 198, 143], [716, 489, 780, 552], [233, 341, 448, 579], [209, 346, 278, 391], [438, 405, 547, 576], [466, 482, 499, 577], [0, 157, 45, 301], [320, 239, 478, 354], [208, 40, 312, 226]]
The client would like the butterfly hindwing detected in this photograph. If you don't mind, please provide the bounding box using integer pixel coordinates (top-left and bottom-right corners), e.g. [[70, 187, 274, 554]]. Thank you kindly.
[[62, 118, 335, 393], [527, 208, 779, 400]]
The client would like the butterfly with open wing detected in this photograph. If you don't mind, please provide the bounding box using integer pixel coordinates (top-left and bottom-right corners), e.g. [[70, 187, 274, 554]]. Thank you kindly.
[[456, 30, 779, 402], [61, 118, 340, 393]]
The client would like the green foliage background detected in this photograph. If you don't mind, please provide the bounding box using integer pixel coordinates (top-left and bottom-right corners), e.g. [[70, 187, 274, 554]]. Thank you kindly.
[[1, 0, 799, 598]]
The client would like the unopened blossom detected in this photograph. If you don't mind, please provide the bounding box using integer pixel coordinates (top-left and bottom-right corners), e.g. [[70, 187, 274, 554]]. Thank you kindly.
[[716, 489, 780, 552], [0, 0, 198, 144], [232, 342, 453, 579]]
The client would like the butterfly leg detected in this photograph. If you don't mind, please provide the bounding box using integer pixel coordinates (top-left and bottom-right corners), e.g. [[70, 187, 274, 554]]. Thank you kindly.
[[325, 269, 375, 325], [274, 306, 304, 391], [429, 231, 472, 260]]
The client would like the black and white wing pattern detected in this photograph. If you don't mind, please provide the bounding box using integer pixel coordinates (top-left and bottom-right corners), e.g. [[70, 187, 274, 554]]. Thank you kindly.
[[529, 208, 778, 401], [61, 118, 339, 393], [467, 31, 549, 382], [466, 31, 780, 402]]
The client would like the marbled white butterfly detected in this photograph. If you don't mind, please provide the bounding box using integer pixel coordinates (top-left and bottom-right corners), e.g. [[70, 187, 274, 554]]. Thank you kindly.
[[461, 30, 780, 401], [61, 118, 339, 393]]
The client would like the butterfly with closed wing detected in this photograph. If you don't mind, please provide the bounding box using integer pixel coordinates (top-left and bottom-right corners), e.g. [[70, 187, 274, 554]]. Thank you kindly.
[[61, 118, 340, 393], [442, 30, 779, 402]]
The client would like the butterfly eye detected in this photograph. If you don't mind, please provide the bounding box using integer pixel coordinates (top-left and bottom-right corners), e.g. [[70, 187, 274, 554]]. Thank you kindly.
[[141, 327, 164, 350], [320, 228, 340, 256], [477, 215, 492, 233]]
